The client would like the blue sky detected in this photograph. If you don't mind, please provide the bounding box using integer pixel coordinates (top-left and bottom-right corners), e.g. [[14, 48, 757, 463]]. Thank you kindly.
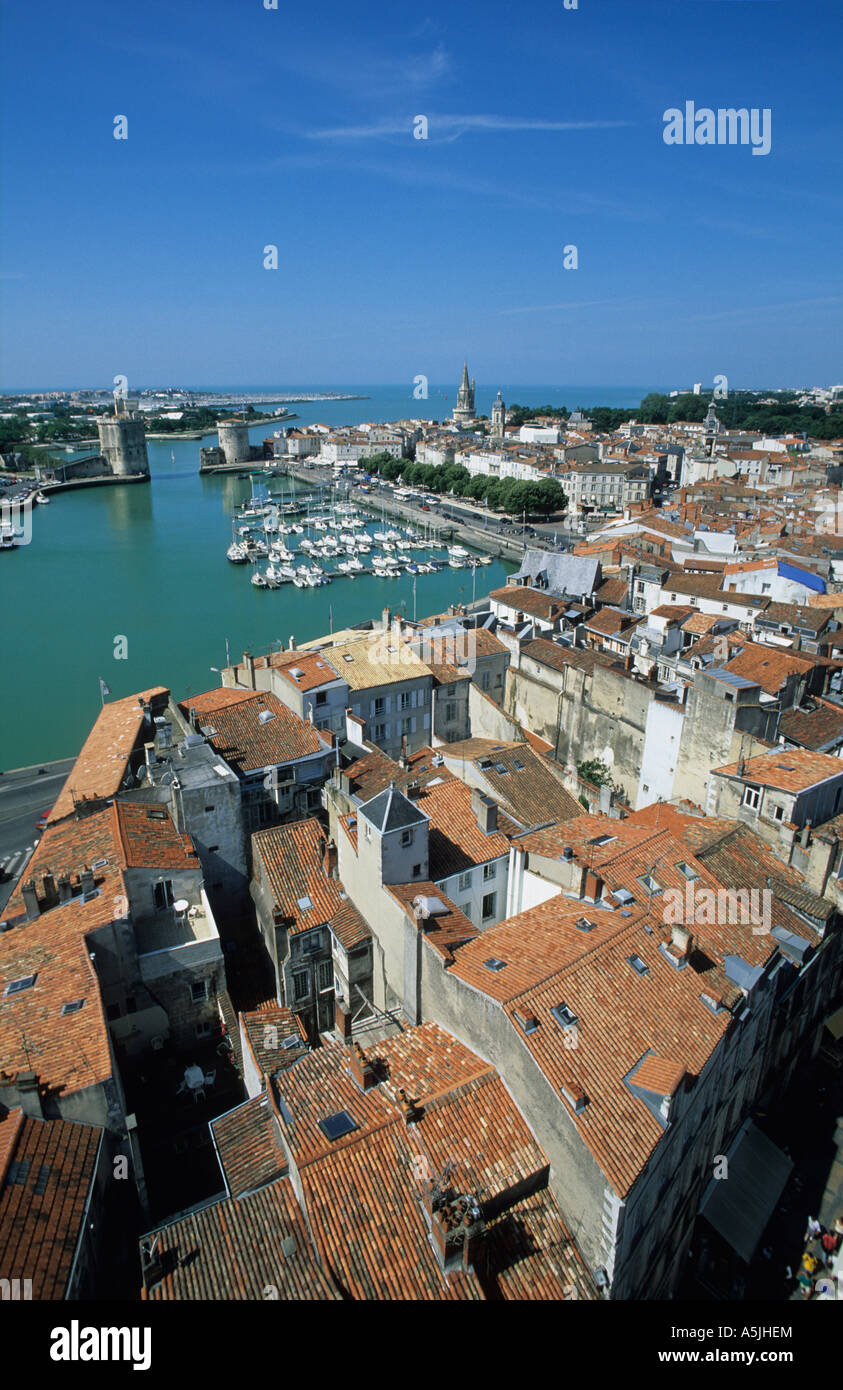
[[1, 0, 841, 389]]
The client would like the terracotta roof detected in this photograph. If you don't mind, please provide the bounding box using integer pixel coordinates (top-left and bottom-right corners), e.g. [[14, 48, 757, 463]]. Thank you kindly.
[[387, 882, 478, 961], [413, 778, 516, 878], [779, 704, 843, 751], [49, 687, 170, 823], [450, 895, 729, 1195], [440, 740, 584, 828], [112, 801, 198, 869], [240, 1006, 308, 1079], [142, 1178, 338, 1300], [211, 1096, 289, 1198], [178, 690, 328, 774], [0, 912, 113, 1096], [713, 748, 843, 792], [274, 652, 343, 693], [584, 607, 640, 637], [520, 638, 617, 677], [490, 586, 565, 622], [252, 818, 349, 939], [344, 745, 454, 802], [0, 1110, 102, 1299]]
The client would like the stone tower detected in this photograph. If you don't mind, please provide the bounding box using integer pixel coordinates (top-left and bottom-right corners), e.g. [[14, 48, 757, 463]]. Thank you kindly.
[[491, 391, 506, 439], [217, 419, 252, 466], [97, 392, 150, 477], [452, 361, 476, 425]]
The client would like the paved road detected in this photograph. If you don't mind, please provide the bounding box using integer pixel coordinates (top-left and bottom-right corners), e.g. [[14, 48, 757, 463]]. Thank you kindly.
[[0, 757, 75, 910]]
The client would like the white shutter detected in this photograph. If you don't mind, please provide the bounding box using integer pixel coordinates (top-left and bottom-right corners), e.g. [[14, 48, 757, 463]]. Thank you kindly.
[[423, 712, 430, 730], [411, 717, 417, 734]]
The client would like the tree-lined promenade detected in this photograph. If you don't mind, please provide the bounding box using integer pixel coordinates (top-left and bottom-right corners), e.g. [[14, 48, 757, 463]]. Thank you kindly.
[[360, 452, 567, 518]]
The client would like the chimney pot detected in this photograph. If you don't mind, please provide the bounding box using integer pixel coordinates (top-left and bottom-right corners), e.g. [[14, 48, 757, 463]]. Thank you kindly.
[[21, 879, 40, 921], [57, 873, 72, 903]]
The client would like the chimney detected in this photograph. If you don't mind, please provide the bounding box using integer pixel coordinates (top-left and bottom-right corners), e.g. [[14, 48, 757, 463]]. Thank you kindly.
[[140, 699, 152, 727], [40, 871, 58, 910], [79, 866, 95, 895], [584, 869, 603, 901], [144, 741, 156, 772], [154, 717, 172, 751], [800, 819, 812, 849], [322, 838, 338, 879], [348, 1043, 378, 1091], [671, 924, 693, 957], [335, 999, 353, 1041], [243, 651, 257, 686], [15, 1071, 43, 1119], [737, 757, 746, 777], [57, 873, 72, 903], [288, 636, 296, 652], [21, 879, 40, 921], [189, 707, 199, 731], [470, 787, 498, 834], [399, 735, 409, 768], [382, 606, 391, 631], [170, 777, 186, 834]]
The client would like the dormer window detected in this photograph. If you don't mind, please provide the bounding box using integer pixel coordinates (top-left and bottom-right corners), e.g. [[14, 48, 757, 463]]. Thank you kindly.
[[551, 1002, 578, 1030]]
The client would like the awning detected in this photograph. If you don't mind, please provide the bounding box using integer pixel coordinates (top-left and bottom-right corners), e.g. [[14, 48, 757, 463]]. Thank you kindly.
[[825, 1005, 843, 1041], [699, 1120, 793, 1264]]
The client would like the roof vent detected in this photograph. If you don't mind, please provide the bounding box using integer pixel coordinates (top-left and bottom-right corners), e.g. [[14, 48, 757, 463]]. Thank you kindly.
[[258, 710, 276, 724]]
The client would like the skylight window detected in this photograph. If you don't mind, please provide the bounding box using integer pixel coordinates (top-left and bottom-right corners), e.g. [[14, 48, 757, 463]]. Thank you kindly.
[[494, 763, 509, 775], [258, 710, 276, 724], [33, 1164, 51, 1196], [342, 654, 354, 662], [636, 873, 663, 895], [4, 973, 37, 996], [296, 895, 314, 911], [277, 1094, 294, 1125], [513, 759, 525, 771], [551, 1002, 578, 1029], [627, 955, 650, 976], [483, 957, 507, 972], [61, 999, 85, 1016], [591, 834, 617, 847], [575, 917, 596, 933], [281, 1035, 300, 1050], [7, 1159, 30, 1186], [317, 1109, 358, 1141], [677, 862, 698, 881]]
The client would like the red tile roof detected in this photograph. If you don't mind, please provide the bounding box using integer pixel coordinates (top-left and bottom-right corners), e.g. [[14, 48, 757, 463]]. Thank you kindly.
[[178, 690, 329, 774], [0, 1110, 102, 1298], [49, 688, 170, 823]]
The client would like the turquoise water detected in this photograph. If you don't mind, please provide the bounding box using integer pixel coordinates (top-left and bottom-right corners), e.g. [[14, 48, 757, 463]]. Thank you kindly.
[[0, 385, 652, 767]]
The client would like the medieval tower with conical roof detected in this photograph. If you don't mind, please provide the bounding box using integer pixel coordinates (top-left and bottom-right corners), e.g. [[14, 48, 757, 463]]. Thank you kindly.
[[452, 361, 476, 425]]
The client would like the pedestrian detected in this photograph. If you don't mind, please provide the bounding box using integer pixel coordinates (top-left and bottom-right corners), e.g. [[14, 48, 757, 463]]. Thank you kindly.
[[804, 1215, 823, 1242]]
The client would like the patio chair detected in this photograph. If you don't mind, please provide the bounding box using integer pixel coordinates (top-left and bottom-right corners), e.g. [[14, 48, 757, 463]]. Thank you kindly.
[[203, 1069, 216, 1087], [192, 1087, 205, 1104]]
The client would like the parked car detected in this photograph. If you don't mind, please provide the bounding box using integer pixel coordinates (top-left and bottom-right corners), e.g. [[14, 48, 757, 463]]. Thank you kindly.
[[35, 808, 52, 832]]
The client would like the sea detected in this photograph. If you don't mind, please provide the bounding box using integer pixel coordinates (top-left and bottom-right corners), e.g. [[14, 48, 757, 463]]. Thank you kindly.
[[0, 384, 656, 767]]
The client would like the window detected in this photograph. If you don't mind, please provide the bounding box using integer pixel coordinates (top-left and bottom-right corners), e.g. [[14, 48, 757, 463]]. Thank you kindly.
[[293, 970, 309, 1001], [445, 703, 456, 722], [195, 1020, 213, 1039], [483, 956, 506, 972], [627, 954, 649, 976], [482, 891, 497, 920], [482, 672, 491, 691], [401, 828, 414, 847], [636, 873, 662, 895], [458, 871, 472, 890], [677, 862, 698, 881], [742, 784, 761, 810], [318, 1109, 358, 1141], [400, 692, 411, 710], [315, 691, 327, 705], [551, 1002, 578, 1030], [61, 999, 85, 1016], [153, 879, 175, 911], [460, 902, 472, 918], [4, 973, 37, 996], [301, 929, 322, 954], [106, 1002, 121, 1021], [374, 697, 385, 716], [204, 805, 215, 813], [412, 863, 422, 877], [191, 980, 208, 1003], [318, 960, 333, 991], [373, 723, 386, 741], [483, 862, 496, 881], [447, 684, 455, 696], [402, 718, 412, 734], [771, 804, 784, 823]]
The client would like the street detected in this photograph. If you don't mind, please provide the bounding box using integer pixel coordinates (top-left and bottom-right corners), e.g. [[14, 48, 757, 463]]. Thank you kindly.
[[0, 757, 75, 911]]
